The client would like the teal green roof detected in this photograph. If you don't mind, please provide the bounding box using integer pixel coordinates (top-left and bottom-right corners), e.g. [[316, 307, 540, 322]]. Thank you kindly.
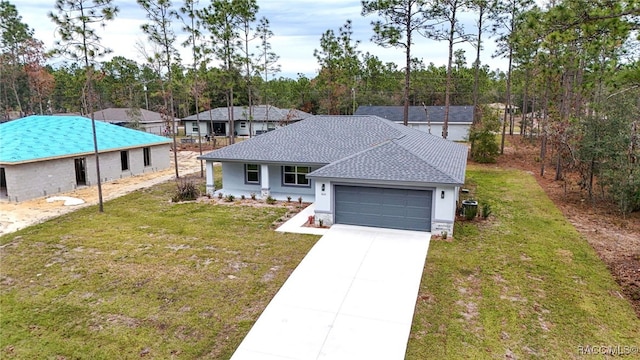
[[0, 115, 171, 164]]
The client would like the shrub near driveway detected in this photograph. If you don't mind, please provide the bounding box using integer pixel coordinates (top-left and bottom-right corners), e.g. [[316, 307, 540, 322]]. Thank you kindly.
[[406, 168, 640, 359], [0, 182, 319, 359]]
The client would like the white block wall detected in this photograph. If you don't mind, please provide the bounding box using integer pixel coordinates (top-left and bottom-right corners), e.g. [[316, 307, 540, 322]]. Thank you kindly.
[[3, 144, 170, 202], [405, 123, 470, 142], [431, 186, 457, 235]]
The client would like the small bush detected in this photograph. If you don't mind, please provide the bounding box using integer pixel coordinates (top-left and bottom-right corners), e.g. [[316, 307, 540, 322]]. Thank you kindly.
[[318, 219, 324, 227], [240, 194, 246, 200], [224, 194, 235, 202], [250, 193, 256, 200], [172, 179, 200, 202], [265, 196, 276, 205], [481, 202, 492, 219], [287, 196, 292, 203], [298, 196, 303, 204], [441, 231, 448, 240], [217, 192, 223, 199]]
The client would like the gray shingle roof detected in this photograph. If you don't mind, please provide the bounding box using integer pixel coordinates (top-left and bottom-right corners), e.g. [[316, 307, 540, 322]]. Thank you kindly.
[[199, 115, 467, 185], [355, 105, 474, 124], [91, 108, 178, 124], [183, 105, 313, 122]]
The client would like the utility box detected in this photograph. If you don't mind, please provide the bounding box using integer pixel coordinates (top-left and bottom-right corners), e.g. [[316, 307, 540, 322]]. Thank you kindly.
[[462, 200, 478, 220]]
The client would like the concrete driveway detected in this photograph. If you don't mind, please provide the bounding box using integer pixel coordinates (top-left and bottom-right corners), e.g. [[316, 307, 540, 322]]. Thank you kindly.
[[231, 224, 432, 360]]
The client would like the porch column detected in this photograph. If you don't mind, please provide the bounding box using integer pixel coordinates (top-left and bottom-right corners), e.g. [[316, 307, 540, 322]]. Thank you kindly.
[[205, 161, 215, 195], [260, 164, 270, 197]]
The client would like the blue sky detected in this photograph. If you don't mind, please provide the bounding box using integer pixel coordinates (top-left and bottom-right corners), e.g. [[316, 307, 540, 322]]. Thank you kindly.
[[15, 0, 509, 79]]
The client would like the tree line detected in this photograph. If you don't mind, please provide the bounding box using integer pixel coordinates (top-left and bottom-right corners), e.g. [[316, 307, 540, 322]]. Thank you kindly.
[[1, 0, 638, 213]]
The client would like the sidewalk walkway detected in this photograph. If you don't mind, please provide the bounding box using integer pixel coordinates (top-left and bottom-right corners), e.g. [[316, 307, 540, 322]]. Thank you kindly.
[[275, 203, 329, 236]]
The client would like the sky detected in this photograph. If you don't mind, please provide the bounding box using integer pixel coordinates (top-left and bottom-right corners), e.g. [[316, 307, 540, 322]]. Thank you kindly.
[[14, 0, 510, 79]]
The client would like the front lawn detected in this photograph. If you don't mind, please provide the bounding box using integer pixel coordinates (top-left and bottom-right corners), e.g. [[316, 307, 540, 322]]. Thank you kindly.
[[0, 182, 319, 359], [2, 168, 638, 359], [406, 167, 640, 359]]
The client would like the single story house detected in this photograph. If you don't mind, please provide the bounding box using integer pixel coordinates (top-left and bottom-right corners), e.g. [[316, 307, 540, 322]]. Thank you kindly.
[[183, 105, 313, 137], [198, 115, 468, 234], [486, 102, 519, 116], [91, 107, 179, 135], [0, 115, 171, 202], [355, 105, 474, 141]]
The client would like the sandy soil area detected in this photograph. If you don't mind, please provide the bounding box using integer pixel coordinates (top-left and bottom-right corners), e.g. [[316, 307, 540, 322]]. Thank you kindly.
[[0, 151, 204, 236]]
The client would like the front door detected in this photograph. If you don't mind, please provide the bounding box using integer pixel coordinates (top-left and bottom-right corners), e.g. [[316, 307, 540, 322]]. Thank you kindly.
[[212, 122, 226, 136], [75, 158, 87, 186]]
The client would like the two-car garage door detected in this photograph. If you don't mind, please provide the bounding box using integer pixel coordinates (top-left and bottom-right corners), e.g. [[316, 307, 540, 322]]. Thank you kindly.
[[334, 185, 433, 231]]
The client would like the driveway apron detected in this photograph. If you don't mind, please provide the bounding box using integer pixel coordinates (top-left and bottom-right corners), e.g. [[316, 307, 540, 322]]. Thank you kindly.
[[231, 224, 432, 360]]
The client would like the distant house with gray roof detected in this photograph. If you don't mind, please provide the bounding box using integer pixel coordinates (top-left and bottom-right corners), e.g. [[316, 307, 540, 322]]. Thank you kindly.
[[198, 115, 467, 234], [355, 105, 474, 141], [0, 115, 171, 202], [91, 107, 179, 135], [183, 105, 313, 137]]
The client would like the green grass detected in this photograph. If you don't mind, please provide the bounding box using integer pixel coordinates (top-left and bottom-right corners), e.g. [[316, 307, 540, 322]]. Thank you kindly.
[[0, 181, 319, 359], [406, 167, 640, 359]]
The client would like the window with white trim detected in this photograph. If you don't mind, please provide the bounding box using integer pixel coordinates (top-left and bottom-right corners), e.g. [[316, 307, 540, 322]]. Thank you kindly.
[[245, 164, 260, 184], [283, 166, 310, 186]]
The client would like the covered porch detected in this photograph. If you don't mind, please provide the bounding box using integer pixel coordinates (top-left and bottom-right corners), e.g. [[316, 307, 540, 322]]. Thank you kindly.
[[205, 161, 317, 203]]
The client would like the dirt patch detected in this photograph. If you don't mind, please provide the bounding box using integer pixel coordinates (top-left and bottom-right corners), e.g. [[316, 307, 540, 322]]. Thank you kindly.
[[454, 269, 483, 335], [488, 135, 640, 317]]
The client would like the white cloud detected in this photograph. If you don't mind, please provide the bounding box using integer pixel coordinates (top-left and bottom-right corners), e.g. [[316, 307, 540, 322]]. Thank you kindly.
[[14, 0, 508, 79]]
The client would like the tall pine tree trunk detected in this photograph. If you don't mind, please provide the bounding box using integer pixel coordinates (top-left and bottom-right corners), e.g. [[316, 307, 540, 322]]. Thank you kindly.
[[540, 77, 549, 177], [521, 69, 529, 136], [500, 47, 513, 154]]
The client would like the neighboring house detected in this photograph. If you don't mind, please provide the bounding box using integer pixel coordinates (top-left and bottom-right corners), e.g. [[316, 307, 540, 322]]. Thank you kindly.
[[354, 105, 474, 141], [91, 107, 179, 135], [183, 105, 313, 137], [1, 110, 26, 123], [198, 115, 468, 234], [0, 115, 171, 202], [486, 103, 519, 116]]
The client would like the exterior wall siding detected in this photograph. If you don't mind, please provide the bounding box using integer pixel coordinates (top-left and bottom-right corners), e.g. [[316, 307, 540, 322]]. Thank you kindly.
[[267, 165, 315, 201], [218, 162, 315, 201], [236, 121, 250, 136], [186, 121, 292, 137], [314, 181, 333, 226], [3, 158, 77, 202], [404, 123, 470, 142], [3, 144, 170, 202], [219, 162, 262, 196], [185, 121, 208, 136], [431, 186, 457, 235]]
